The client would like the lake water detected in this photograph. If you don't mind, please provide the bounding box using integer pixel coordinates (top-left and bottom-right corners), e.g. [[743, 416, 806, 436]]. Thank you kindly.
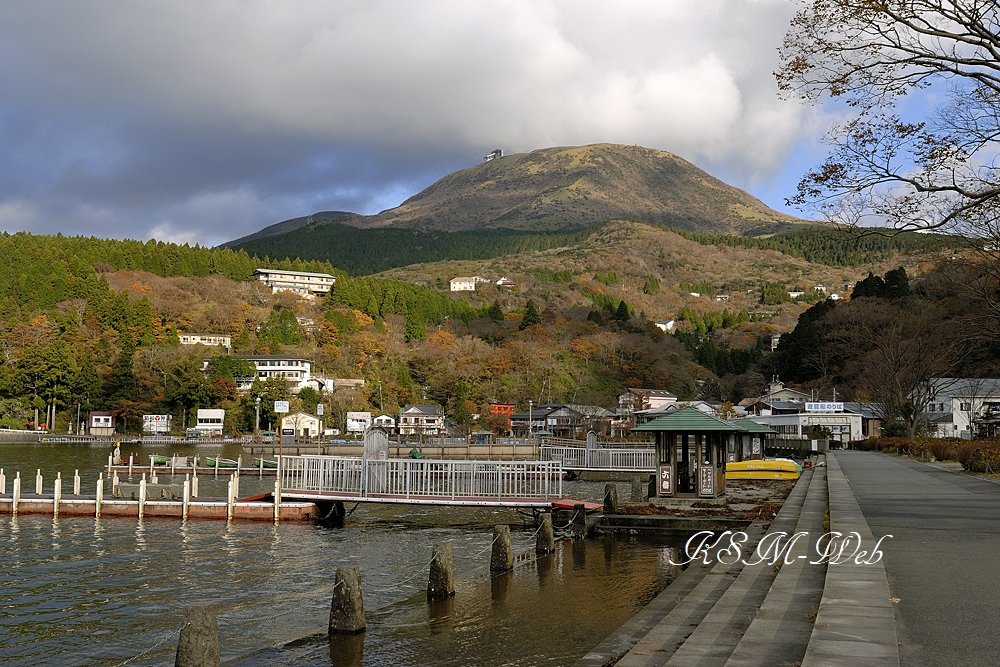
[[0, 441, 683, 666]]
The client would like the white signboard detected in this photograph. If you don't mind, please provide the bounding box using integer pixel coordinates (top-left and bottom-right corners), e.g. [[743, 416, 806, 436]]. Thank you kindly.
[[346, 411, 372, 433], [806, 402, 843, 412], [143, 414, 172, 433], [274, 400, 290, 413], [316, 404, 324, 416]]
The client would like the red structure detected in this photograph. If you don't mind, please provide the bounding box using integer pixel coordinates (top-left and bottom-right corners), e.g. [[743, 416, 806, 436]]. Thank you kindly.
[[488, 402, 516, 434]]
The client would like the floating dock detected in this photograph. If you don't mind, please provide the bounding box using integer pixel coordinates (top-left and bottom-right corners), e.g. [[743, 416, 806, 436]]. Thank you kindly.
[[0, 492, 317, 521]]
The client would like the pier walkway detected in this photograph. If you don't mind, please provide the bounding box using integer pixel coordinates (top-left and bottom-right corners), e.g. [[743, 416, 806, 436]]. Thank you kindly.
[[579, 450, 926, 667], [833, 451, 1000, 667]]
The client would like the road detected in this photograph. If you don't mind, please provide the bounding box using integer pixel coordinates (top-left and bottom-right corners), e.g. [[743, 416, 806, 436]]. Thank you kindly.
[[836, 451, 1000, 666]]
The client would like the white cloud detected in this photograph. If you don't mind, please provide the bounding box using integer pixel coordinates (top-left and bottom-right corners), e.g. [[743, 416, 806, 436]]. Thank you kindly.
[[0, 0, 814, 240]]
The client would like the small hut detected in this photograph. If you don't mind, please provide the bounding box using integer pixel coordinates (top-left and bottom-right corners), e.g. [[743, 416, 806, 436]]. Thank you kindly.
[[631, 406, 741, 499], [728, 418, 775, 461]]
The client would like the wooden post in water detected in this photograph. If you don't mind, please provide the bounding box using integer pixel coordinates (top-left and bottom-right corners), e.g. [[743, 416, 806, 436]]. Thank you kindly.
[[258, 456, 264, 478], [53, 474, 61, 515], [536, 513, 555, 553], [174, 603, 220, 667], [329, 566, 366, 634], [138, 476, 147, 519], [171, 457, 176, 476], [12, 474, 20, 515], [35, 469, 42, 495], [112, 471, 119, 497], [214, 457, 219, 477], [192, 472, 199, 498], [128, 454, 134, 476], [73, 470, 80, 495], [490, 525, 514, 573], [604, 483, 618, 514], [226, 478, 234, 521], [233, 471, 239, 499], [182, 477, 191, 520], [95, 476, 103, 518], [149, 458, 154, 477], [572, 503, 587, 539], [427, 542, 456, 600], [0, 468, 5, 495], [273, 478, 281, 523]]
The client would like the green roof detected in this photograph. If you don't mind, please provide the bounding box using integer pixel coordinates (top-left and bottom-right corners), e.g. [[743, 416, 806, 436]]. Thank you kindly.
[[729, 418, 776, 434], [632, 406, 742, 432]]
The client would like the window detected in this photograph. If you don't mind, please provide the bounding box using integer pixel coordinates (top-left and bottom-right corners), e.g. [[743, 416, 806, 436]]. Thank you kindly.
[[961, 402, 971, 411]]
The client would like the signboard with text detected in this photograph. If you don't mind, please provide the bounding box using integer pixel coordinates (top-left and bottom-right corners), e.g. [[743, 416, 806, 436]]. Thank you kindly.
[[805, 402, 843, 412], [274, 401, 289, 413], [142, 414, 172, 434]]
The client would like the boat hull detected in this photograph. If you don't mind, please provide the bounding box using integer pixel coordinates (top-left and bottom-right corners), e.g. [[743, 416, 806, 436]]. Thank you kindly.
[[726, 459, 801, 480]]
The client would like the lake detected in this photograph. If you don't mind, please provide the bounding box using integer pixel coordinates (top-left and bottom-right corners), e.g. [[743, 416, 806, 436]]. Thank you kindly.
[[0, 441, 683, 666]]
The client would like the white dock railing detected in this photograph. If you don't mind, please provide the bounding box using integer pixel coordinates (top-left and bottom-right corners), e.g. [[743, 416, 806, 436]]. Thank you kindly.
[[280, 456, 563, 502], [539, 446, 656, 471]]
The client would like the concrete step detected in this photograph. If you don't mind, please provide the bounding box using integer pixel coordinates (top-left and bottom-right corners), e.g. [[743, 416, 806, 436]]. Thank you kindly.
[[581, 469, 814, 667], [720, 465, 828, 667]]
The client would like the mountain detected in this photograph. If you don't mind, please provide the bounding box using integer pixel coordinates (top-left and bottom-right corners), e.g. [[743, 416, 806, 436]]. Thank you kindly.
[[360, 144, 807, 235], [223, 144, 813, 250], [223, 210, 359, 247]]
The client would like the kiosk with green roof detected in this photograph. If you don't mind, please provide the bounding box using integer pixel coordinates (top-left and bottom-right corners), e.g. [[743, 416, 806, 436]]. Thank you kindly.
[[632, 406, 744, 499]]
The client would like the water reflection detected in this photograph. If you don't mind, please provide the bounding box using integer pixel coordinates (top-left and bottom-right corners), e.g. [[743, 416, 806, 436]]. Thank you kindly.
[[328, 632, 365, 667]]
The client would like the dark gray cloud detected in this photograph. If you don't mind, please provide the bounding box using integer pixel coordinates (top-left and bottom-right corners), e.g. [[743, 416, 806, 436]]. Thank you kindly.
[[0, 1, 822, 247]]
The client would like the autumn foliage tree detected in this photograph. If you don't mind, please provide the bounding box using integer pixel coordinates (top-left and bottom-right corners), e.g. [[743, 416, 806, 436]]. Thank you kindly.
[[777, 1, 1000, 239]]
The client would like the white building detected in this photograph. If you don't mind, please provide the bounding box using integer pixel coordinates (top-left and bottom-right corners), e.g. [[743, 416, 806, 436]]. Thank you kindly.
[[179, 333, 232, 348], [373, 414, 396, 430], [398, 405, 444, 436], [750, 402, 863, 443], [923, 377, 1000, 439], [654, 319, 676, 333], [253, 269, 336, 298], [89, 411, 115, 436], [232, 355, 335, 393], [450, 277, 476, 291], [346, 411, 373, 433], [195, 409, 225, 436], [281, 412, 321, 438]]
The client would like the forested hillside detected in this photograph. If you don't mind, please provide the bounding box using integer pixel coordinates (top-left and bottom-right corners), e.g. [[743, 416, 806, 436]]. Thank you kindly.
[[230, 223, 597, 276], [0, 224, 976, 439], [228, 219, 964, 278], [0, 232, 343, 315]]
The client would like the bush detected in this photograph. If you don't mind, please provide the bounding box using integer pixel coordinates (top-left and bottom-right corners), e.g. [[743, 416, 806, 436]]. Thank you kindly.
[[957, 440, 1000, 473]]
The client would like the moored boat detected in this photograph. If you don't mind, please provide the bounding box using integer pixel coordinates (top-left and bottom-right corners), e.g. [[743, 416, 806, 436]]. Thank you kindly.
[[149, 454, 171, 465], [205, 456, 238, 468], [253, 457, 278, 469], [726, 458, 801, 480]]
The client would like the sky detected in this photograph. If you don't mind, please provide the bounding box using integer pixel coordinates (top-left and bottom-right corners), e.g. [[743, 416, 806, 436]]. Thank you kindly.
[[0, 1, 834, 248]]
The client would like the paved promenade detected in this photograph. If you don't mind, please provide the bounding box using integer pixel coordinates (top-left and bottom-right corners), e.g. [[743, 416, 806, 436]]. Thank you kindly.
[[836, 451, 1000, 666]]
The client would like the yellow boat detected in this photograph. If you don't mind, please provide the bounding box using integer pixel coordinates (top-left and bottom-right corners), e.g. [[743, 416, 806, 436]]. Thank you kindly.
[[726, 458, 801, 480]]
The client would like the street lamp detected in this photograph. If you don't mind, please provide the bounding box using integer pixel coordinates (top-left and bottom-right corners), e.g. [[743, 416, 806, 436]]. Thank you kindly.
[[528, 400, 533, 439]]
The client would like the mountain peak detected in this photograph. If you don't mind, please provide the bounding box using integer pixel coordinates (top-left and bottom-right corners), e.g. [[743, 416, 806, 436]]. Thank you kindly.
[[360, 143, 804, 235]]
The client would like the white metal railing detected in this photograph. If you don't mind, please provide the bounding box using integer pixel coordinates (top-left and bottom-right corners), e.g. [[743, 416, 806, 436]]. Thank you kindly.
[[539, 446, 656, 471], [280, 456, 563, 501]]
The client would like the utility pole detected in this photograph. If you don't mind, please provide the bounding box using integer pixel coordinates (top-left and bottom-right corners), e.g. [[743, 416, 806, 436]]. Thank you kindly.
[[255, 395, 261, 436]]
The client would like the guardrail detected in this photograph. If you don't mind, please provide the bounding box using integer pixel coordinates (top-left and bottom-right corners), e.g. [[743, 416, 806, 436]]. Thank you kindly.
[[539, 445, 656, 471], [280, 455, 563, 501]]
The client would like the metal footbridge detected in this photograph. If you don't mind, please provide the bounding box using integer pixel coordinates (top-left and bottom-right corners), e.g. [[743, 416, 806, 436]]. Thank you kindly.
[[279, 455, 565, 508]]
